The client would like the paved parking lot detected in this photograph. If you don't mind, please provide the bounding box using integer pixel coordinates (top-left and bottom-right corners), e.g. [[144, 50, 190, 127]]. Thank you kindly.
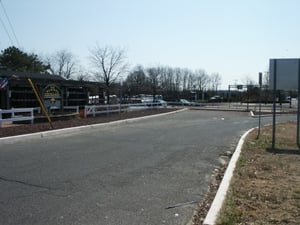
[[0, 110, 294, 225]]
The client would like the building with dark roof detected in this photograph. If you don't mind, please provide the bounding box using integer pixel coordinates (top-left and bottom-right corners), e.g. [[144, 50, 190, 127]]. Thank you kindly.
[[0, 70, 104, 109]]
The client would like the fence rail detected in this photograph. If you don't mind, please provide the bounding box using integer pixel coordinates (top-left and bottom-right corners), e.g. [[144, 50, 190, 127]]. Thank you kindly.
[[31, 106, 80, 114], [48, 106, 79, 114], [0, 106, 80, 128], [84, 102, 164, 118], [1, 103, 164, 126], [0, 108, 34, 127]]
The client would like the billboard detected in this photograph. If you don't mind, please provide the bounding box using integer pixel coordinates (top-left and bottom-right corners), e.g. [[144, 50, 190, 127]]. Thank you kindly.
[[269, 58, 300, 90]]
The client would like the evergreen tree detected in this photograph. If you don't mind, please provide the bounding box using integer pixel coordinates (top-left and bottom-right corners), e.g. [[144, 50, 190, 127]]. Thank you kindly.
[[0, 46, 49, 73]]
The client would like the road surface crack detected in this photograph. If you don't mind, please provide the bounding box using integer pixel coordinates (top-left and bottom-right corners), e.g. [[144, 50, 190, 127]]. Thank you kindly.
[[0, 176, 57, 191]]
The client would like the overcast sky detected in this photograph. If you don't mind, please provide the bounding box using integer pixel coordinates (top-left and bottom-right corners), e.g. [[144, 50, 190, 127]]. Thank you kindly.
[[1, 0, 300, 88]]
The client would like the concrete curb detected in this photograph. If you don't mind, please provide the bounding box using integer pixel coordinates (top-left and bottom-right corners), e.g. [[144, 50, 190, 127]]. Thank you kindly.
[[0, 108, 187, 144], [203, 128, 255, 225], [250, 110, 272, 118], [249, 110, 297, 118], [190, 107, 248, 113]]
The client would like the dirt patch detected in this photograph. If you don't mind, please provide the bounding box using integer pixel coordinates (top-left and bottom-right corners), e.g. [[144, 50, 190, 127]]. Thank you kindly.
[[217, 122, 300, 224], [0, 108, 178, 138]]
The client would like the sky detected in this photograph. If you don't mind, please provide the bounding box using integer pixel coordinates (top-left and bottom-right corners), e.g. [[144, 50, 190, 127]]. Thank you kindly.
[[0, 0, 300, 89]]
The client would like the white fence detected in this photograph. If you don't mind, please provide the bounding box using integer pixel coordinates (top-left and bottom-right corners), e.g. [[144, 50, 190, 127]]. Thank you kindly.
[[84, 102, 164, 118], [48, 106, 79, 114], [29, 106, 80, 114], [0, 108, 34, 127], [0, 106, 80, 127], [0, 104, 162, 127]]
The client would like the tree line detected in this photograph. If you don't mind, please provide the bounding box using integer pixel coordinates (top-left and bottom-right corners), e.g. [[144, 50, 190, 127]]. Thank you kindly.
[[124, 65, 221, 101], [0, 45, 222, 103]]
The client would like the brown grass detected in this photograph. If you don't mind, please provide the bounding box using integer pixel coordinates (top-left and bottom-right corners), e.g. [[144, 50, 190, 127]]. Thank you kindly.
[[217, 122, 300, 225]]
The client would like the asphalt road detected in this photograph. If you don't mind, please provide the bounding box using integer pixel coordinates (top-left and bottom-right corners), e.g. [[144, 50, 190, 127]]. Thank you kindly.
[[0, 110, 295, 225]]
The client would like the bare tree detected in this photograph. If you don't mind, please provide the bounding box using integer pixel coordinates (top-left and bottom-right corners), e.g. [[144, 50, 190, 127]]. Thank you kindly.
[[146, 66, 161, 101], [89, 45, 127, 104], [195, 69, 209, 92], [46, 49, 77, 79], [182, 68, 190, 91], [174, 67, 182, 92], [209, 73, 222, 91], [159, 66, 173, 92], [76, 67, 91, 81], [126, 65, 148, 95], [187, 71, 196, 90]]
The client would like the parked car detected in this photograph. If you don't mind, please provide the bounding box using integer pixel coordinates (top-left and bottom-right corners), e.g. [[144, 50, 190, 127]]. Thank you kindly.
[[167, 99, 203, 107], [153, 99, 167, 107], [180, 99, 191, 106], [208, 96, 223, 102]]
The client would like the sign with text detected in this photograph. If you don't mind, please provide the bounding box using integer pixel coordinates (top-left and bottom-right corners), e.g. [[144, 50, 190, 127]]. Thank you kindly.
[[43, 84, 61, 108]]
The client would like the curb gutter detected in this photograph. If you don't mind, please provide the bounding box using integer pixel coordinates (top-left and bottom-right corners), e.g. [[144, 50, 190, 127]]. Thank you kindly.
[[203, 128, 255, 225]]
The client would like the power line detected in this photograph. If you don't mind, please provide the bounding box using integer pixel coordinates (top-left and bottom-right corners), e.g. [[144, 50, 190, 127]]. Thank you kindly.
[[0, 13, 14, 46], [0, 0, 20, 47]]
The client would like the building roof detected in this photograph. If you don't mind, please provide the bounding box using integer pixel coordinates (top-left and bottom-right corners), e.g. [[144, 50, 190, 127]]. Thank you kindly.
[[0, 70, 104, 94], [0, 70, 65, 81]]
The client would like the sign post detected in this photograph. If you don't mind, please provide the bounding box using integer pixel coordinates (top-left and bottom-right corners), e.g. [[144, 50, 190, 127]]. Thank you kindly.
[[269, 58, 300, 149], [272, 60, 277, 149], [297, 59, 300, 147], [257, 72, 262, 138]]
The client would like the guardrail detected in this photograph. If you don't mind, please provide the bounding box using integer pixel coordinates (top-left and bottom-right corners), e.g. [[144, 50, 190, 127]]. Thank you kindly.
[[0, 108, 34, 127], [84, 102, 164, 118]]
